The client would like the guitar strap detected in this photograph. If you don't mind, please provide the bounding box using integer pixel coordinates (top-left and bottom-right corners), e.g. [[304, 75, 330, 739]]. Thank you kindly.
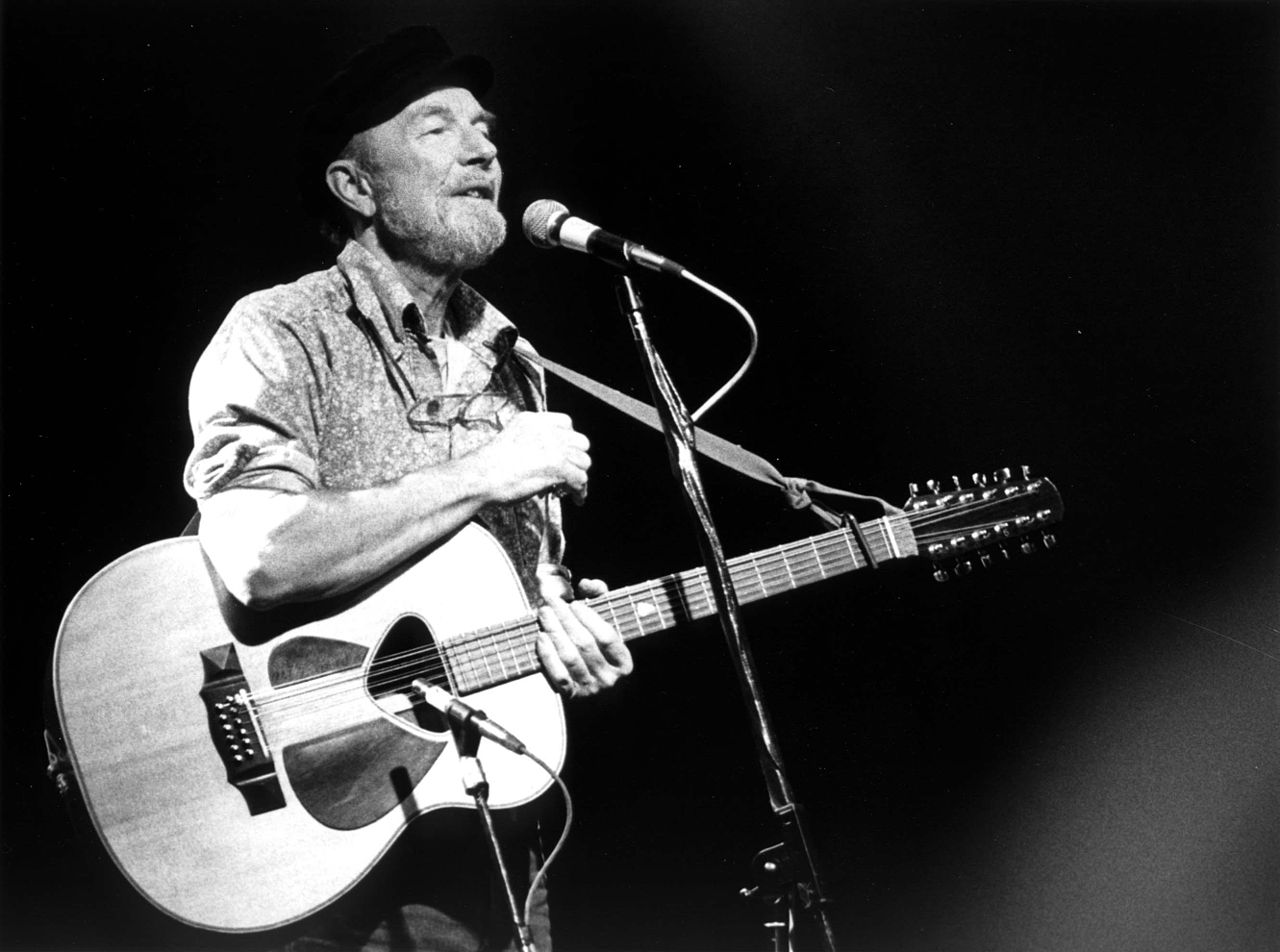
[[515, 343, 897, 527]]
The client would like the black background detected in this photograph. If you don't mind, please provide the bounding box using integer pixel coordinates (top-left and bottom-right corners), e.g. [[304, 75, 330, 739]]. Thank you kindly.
[[3, 2, 1277, 950]]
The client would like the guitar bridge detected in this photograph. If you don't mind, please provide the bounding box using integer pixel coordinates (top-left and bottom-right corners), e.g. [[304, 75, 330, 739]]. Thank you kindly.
[[199, 644, 285, 815]]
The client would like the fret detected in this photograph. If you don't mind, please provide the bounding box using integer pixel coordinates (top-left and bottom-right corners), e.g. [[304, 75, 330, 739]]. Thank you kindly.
[[595, 595, 624, 638], [696, 571, 715, 619], [747, 553, 769, 602], [478, 642, 497, 685], [528, 625, 541, 666], [501, 635, 531, 681], [493, 639, 511, 681], [725, 562, 746, 601], [780, 544, 798, 589], [506, 624, 539, 682], [643, 580, 670, 630], [446, 643, 479, 694], [870, 519, 887, 562], [622, 588, 649, 636], [808, 537, 827, 578], [600, 598, 624, 634], [840, 526, 861, 570], [626, 594, 645, 636], [465, 645, 489, 692], [760, 550, 786, 598], [518, 632, 539, 677], [801, 537, 821, 576], [880, 516, 902, 559], [670, 572, 695, 625]]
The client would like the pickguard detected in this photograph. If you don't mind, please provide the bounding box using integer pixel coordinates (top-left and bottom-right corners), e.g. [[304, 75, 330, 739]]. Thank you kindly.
[[271, 633, 447, 831]]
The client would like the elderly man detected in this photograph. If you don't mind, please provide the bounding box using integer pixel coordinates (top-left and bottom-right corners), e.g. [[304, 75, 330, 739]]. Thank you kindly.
[[184, 25, 630, 952]]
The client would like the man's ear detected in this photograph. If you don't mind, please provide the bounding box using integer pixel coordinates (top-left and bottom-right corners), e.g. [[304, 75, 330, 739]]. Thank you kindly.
[[325, 159, 377, 220]]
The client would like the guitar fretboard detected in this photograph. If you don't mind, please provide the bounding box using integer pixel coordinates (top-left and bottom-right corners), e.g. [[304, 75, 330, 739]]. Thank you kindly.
[[443, 514, 917, 694]]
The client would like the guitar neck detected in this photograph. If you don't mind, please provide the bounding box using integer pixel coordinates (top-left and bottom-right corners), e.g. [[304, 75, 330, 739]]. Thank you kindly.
[[444, 513, 918, 694]]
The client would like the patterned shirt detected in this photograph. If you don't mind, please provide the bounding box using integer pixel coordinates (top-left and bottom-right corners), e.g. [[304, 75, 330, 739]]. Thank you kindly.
[[184, 240, 563, 601]]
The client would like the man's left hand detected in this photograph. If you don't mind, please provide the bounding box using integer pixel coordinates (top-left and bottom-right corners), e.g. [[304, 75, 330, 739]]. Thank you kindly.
[[535, 564, 633, 696]]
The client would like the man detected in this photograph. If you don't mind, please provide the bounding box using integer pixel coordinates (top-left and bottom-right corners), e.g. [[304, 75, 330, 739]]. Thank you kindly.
[[184, 25, 631, 952]]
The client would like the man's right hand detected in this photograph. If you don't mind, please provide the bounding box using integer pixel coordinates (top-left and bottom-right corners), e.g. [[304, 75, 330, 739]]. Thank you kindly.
[[469, 411, 592, 505]]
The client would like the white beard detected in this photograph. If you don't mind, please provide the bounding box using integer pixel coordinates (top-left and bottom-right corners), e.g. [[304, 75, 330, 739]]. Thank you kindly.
[[376, 190, 508, 273]]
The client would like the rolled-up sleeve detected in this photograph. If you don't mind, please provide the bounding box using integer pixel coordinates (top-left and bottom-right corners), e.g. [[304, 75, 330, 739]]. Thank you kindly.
[[184, 296, 326, 500]]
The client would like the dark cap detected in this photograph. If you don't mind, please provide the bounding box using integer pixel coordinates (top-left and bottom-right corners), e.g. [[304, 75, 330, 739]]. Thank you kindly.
[[298, 26, 493, 218]]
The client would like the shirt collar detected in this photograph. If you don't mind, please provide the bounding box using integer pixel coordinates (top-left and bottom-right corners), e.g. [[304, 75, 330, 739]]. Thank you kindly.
[[335, 239, 519, 367]]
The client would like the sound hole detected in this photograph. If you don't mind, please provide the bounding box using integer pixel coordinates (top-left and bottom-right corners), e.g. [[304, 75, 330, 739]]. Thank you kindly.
[[369, 615, 449, 733]]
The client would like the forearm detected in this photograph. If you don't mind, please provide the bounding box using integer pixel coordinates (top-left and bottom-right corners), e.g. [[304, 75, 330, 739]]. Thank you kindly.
[[197, 410, 589, 609], [199, 455, 496, 609]]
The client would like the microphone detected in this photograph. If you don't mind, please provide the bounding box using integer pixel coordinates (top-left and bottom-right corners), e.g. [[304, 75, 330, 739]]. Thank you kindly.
[[522, 200, 686, 276], [411, 680, 528, 755]]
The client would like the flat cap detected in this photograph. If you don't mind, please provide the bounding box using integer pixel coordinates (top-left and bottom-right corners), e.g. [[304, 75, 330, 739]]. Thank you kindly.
[[298, 26, 493, 217]]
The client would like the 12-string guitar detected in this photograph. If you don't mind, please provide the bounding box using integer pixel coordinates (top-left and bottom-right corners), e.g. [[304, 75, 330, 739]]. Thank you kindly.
[[49, 468, 1061, 933]]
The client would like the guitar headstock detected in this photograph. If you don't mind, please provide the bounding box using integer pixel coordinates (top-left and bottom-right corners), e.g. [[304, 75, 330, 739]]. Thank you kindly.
[[902, 466, 1064, 581]]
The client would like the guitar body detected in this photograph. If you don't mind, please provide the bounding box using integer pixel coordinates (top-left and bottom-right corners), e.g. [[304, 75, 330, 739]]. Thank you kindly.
[[50, 524, 565, 933]]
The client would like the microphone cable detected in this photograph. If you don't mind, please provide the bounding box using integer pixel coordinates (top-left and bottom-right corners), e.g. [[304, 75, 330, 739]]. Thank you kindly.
[[521, 749, 574, 938]]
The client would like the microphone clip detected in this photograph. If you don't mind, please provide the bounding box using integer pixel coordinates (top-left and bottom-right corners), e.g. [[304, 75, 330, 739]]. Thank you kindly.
[[411, 679, 528, 756]]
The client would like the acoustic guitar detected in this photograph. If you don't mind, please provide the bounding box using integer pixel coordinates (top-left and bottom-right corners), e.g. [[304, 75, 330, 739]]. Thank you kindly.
[[49, 469, 1062, 932]]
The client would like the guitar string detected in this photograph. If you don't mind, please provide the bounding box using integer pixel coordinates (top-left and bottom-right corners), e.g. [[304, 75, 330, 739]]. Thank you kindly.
[[377, 504, 1022, 680], [254, 529, 893, 725], [257, 586, 820, 725], [261, 487, 1050, 705], [305, 488, 1029, 692], [256, 527, 989, 732], [251, 493, 1049, 724], [254, 499, 1047, 729], [410, 488, 1050, 668], [266, 485, 1048, 707], [253, 494, 1047, 727]]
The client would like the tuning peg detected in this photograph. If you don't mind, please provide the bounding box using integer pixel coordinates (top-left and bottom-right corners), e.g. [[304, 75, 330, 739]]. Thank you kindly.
[[1041, 532, 1057, 549], [979, 553, 993, 569], [1020, 540, 1037, 555], [955, 559, 974, 577], [932, 564, 949, 583], [998, 545, 1011, 560], [908, 482, 920, 498], [926, 479, 941, 494], [1021, 464, 1032, 480], [995, 466, 1013, 483], [972, 472, 988, 487], [952, 475, 963, 490]]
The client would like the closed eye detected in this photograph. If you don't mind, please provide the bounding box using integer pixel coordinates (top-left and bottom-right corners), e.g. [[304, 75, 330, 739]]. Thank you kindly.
[[475, 110, 499, 140]]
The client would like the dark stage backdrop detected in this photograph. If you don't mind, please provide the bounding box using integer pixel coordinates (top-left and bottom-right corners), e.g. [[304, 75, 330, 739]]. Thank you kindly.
[[2, 2, 1276, 950]]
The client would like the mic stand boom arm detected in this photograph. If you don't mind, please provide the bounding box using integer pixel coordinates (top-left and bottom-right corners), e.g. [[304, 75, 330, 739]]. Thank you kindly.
[[614, 275, 838, 952]]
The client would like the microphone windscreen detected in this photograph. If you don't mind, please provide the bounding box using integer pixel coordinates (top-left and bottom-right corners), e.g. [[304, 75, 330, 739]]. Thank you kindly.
[[522, 199, 569, 248]]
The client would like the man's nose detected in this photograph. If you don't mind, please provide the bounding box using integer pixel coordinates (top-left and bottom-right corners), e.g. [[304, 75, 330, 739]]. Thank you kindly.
[[460, 127, 498, 166]]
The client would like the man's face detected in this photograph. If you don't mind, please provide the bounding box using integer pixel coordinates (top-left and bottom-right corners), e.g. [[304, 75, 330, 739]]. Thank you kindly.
[[359, 86, 506, 272]]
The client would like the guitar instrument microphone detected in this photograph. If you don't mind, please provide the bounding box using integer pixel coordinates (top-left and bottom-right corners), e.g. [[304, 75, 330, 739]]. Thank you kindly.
[[522, 199, 687, 276], [411, 680, 528, 755]]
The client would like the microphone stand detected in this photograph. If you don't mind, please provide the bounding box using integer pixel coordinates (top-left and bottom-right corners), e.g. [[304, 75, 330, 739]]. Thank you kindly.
[[448, 713, 537, 952], [613, 275, 838, 952]]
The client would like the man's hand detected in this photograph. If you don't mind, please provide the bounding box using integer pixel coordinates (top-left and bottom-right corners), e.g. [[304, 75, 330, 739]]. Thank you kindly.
[[535, 563, 633, 697], [470, 412, 592, 506]]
